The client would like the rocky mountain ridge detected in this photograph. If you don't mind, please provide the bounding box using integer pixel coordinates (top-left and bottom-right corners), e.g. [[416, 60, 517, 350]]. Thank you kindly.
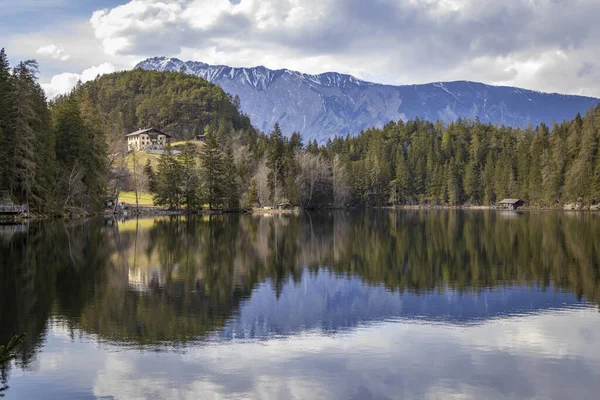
[[136, 56, 600, 141]]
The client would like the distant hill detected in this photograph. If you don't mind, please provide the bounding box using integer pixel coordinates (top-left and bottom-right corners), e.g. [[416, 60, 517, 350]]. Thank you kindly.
[[80, 69, 254, 139], [136, 57, 600, 141]]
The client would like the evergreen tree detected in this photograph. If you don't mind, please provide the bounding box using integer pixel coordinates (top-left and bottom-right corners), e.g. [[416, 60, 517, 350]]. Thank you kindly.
[[180, 143, 202, 212], [78, 93, 108, 210], [390, 150, 410, 204], [248, 179, 259, 208], [463, 160, 480, 204], [154, 143, 183, 210], [482, 153, 496, 204], [54, 95, 85, 168], [143, 159, 157, 193], [266, 123, 285, 205], [199, 132, 224, 210], [223, 142, 240, 211], [0, 49, 12, 190], [2, 61, 39, 201], [29, 84, 55, 211], [52, 88, 108, 211]]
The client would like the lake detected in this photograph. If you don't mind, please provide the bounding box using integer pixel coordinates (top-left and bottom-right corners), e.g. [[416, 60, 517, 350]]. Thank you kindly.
[[1, 210, 599, 399]]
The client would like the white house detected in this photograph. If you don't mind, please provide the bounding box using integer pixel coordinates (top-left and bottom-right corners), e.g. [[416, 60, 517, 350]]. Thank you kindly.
[[126, 128, 173, 152]]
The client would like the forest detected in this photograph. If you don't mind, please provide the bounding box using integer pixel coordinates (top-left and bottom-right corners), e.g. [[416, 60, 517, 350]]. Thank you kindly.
[[327, 108, 600, 208], [1, 47, 600, 213], [0, 49, 108, 214], [135, 98, 600, 211], [0, 50, 252, 214]]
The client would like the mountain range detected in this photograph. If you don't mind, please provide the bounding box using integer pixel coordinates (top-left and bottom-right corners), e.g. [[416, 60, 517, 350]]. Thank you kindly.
[[136, 57, 600, 141]]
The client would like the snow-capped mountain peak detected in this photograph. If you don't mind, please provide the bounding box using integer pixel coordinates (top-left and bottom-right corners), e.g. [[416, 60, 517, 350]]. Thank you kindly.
[[136, 57, 600, 141]]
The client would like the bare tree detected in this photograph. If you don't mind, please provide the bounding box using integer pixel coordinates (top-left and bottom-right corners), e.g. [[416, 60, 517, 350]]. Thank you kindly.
[[296, 152, 330, 209], [252, 159, 270, 207], [332, 155, 351, 208], [60, 164, 86, 212], [109, 162, 131, 214]]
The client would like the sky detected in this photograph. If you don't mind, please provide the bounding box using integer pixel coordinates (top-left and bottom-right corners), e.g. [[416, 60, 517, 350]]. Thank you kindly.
[[2, 0, 600, 99]]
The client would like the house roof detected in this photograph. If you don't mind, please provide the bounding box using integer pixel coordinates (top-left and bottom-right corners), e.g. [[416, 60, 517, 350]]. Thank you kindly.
[[125, 128, 172, 138], [498, 199, 523, 204]]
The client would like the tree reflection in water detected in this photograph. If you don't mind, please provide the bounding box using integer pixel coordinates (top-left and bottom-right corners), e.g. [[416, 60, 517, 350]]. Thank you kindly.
[[1, 210, 599, 377]]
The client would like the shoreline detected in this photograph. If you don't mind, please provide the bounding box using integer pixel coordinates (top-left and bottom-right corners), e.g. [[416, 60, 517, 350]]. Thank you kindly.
[[390, 205, 600, 211], [2, 204, 599, 223]]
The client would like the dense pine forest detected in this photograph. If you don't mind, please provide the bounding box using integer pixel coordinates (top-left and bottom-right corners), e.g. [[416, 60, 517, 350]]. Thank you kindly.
[[327, 109, 600, 208], [148, 103, 600, 210], [81, 68, 254, 140], [1, 48, 600, 213], [0, 49, 108, 214]]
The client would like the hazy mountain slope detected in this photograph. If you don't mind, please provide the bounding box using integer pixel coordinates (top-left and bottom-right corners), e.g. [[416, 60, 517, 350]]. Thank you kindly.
[[136, 57, 600, 140]]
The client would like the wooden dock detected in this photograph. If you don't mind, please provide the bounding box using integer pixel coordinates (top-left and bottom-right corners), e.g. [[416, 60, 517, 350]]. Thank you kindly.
[[0, 204, 28, 215]]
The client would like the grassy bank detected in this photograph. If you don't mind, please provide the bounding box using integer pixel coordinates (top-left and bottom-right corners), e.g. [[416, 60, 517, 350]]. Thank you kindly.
[[119, 191, 155, 207]]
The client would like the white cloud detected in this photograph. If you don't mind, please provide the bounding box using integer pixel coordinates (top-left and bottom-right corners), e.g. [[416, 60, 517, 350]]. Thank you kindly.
[[85, 309, 600, 399], [41, 63, 116, 99], [84, 0, 600, 97], [90, 0, 187, 56], [36, 44, 70, 61], [5, 0, 600, 97]]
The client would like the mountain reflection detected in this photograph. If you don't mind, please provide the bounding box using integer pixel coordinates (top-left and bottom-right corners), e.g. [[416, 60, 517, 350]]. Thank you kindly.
[[1, 210, 599, 367]]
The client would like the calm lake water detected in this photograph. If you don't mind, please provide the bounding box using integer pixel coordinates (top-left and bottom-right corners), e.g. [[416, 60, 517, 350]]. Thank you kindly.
[[1, 210, 599, 399]]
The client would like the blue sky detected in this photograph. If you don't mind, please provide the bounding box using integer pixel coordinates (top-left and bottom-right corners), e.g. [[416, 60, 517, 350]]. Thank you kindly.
[[0, 1, 122, 34], [2, 0, 600, 99]]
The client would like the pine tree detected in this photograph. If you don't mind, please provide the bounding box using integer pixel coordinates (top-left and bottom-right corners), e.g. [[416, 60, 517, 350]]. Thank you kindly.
[[266, 123, 285, 205], [445, 159, 462, 205], [248, 179, 258, 208], [78, 93, 108, 210], [199, 132, 224, 210], [528, 127, 547, 205], [390, 150, 410, 204], [52, 88, 108, 211], [593, 145, 600, 203], [0, 49, 12, 189], [154, 143, 183, 210], [223, 142, 240, 211], [143, 159, 157, 193], [543, 131, 567, 205], [0, 125, 3, 184], [463, 160, 480, 204], [54, 95, 85, 168], [2, 61, 39, 201], [180, 142, 201, 212], [482, 153, 496, 204], [30, 83, 56, 211], [565, 112, 597, 204]]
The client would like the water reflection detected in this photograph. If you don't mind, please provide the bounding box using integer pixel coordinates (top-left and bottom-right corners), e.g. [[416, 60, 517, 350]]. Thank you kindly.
[[1, 211, 600, 399]]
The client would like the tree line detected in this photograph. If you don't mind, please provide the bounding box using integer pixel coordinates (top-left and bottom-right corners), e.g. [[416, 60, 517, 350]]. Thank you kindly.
[[324, 107, 600, 208], [141, 122, 351, 211], [2, 48, 599, 213], [0, 51, 253, 214], [145, 106, 600, 211], [0, 49, 108, 214]]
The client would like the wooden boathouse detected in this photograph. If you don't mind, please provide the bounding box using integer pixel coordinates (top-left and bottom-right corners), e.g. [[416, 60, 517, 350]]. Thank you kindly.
[[0, 191, 28, 216], [497, 199, 524, 210]]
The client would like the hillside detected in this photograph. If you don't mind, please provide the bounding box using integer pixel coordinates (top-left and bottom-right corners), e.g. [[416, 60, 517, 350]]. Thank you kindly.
[[79, 69, 254, 140], [136, 57, 600, 141]]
